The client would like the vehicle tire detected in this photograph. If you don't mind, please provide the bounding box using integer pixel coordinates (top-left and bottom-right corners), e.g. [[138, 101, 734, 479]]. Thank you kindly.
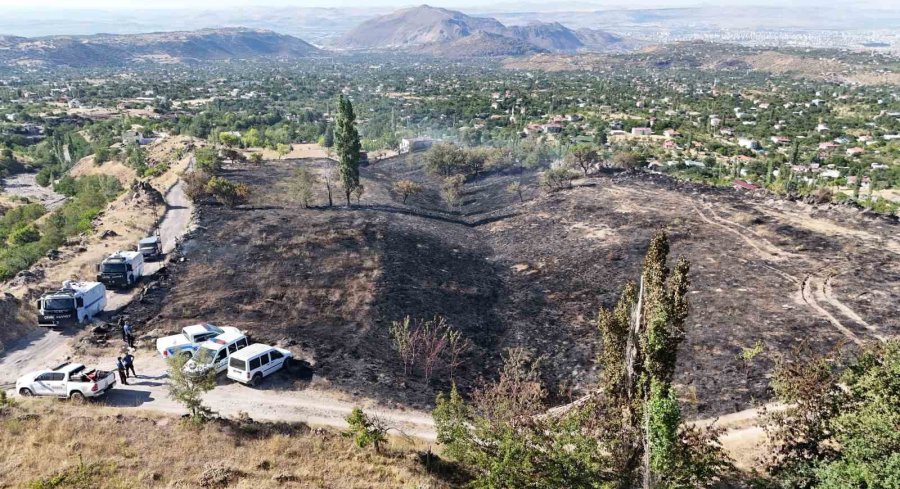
[[19, 388, 33, 397], [69, 391, 85, 402], [250, 374, 262, 387]]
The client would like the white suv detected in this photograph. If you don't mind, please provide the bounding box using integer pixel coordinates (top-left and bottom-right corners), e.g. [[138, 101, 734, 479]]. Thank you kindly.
[[227, 343, 292, 386]]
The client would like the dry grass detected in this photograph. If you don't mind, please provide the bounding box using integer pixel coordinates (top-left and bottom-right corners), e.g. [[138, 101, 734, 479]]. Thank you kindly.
[[0, 400, 453, 488]]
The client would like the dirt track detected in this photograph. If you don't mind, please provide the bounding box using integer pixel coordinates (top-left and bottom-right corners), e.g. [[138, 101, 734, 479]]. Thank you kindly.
[[0, 176, 193, 385]]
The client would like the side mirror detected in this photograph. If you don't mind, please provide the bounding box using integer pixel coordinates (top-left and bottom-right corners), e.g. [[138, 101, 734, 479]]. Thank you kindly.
[[96, 264, 100, 272], [36, 300, 42, 310], [126, 265, 133, 272], [76, 298, 84, 308]]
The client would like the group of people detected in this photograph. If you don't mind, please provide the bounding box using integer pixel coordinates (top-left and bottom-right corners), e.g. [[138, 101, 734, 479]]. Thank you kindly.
[[115, 319, 137, 385]]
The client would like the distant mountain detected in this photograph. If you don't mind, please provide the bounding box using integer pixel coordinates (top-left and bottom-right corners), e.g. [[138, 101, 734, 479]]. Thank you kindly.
[[508, 22, 583, 52], [0, 28, 323, 67], [333, 5, 622, 57]]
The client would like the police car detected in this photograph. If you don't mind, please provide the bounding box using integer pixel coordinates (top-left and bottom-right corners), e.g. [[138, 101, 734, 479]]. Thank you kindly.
[[155, 323, 240, 359]]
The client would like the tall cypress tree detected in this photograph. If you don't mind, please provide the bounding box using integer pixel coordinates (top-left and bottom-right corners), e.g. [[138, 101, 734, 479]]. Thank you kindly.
[[334, 95, 361, 206]]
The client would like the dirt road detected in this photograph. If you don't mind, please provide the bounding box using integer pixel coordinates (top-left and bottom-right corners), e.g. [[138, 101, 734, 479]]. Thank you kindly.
[[1, 173, 67, 209], [0, 178, 192, 385], [98, 352, 437, 440]]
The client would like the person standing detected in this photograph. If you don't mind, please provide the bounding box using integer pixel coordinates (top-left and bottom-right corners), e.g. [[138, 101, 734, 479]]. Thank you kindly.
[[116, 357, 128, 385], [123, 352, 136, 377], [123, 321, 135, 348]]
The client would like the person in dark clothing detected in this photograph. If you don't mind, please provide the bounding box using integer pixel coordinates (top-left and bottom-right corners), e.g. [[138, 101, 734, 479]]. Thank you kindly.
[[116, 357, 128, 385], [123, 353, 136, 377], [123, 322, 135, 348]]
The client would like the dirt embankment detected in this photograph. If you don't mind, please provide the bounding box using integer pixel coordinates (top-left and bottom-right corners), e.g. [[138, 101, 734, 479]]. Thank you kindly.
[[121, 157, 898, 417]]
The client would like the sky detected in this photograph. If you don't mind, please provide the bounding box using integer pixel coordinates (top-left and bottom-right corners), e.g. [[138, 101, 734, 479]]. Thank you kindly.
[[1, 0, 897, 10]]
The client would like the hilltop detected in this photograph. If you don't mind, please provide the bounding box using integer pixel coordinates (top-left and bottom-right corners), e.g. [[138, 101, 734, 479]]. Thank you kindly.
[[0, 28, 323, 67], [334, 5, 627, 56]]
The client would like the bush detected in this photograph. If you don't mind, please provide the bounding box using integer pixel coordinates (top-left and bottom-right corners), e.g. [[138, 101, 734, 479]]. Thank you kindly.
[[206, 176, 250, 207], [540, 167, 574, 192], [344, 408, 387, 452], [7, 224, 40, 246], [183, 171, 212, 202]]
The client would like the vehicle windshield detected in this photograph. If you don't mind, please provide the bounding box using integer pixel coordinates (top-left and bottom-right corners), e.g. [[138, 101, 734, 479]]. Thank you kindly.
[[43, 297, 74, 311], [101, 263, 126, 273], [193, 347, 217, 365], [140, 244, 157, 250]]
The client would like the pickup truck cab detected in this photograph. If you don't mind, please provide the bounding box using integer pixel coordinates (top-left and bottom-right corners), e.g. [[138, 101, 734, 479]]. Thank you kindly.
[[16, 362, 115, 400], [155, 323, 241, 359], [183, 331, 250, 376]]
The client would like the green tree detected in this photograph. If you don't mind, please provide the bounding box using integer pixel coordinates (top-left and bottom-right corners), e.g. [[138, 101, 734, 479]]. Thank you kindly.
[[206, 176, 250, 207], [345, 408, 387, 452], [166, 354, 215, 424], [289, 167, 318, 208], [334, 95, 361, 206], [323, 124, 334, 148], [218, 132, 241, 148], [194, 147, 222, 174], [763, 340, 900, 489], [569, 144, 599, 176], [242, 128, 262, 148]]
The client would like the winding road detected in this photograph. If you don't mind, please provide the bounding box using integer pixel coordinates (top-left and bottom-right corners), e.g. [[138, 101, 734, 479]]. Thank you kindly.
[[0, 177, 192, 385]]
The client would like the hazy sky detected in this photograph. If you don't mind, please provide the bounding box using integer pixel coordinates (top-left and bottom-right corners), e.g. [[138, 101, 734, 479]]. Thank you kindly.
[[1, 0, 896, 9]]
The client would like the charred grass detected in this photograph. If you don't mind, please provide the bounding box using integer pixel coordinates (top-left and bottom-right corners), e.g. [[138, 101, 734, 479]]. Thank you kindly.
[[124, 159, 898, 418]]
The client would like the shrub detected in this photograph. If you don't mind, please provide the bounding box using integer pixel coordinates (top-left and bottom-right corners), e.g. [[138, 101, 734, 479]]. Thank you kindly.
[[206, 176, 250, 207], [392, 179, 423, 204], [7, 224, 40, 246], [540, 167, 574, 192], [344, 408, 387, 452]]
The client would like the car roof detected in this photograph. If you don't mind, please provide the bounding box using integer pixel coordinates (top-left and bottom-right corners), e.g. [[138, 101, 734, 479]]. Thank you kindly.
[[229, 343, 276, 360], [139, 236, 160, 244], [200, 331, 245, 348], [183, 323, 221, 335]]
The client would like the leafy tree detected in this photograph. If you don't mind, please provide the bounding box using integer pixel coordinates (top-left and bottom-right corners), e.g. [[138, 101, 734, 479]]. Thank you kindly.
[[392, 179, 423, 204], [345, 408, 387, 452], [541, 168, 574, 192], [248, 153, 263, 166], [763, 340, 900, 489], [166, 354, 215, 425], [206, 176, 250, 207], [242, 128, 262, 148], [194, 147, 222, 174], [289, 167, 318, 208], [569, 144, 599, 176], [276, 143, 291, 160], [352, 183, 365, 205], [334, 95, 361, 206], [613, 151, 640, 170], [218, 132, 241, 148], [425, 143, 467, 177]]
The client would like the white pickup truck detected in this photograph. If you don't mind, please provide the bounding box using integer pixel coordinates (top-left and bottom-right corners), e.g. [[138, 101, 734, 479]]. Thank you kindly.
[[155, 323, 241, 359], [16, 362, 116, 400]]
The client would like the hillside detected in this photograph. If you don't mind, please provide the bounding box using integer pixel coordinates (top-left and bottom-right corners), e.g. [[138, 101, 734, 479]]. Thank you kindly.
[[334, 5, 623, 56], [119, 157, 898, 416], [0, 28, 323, 67]]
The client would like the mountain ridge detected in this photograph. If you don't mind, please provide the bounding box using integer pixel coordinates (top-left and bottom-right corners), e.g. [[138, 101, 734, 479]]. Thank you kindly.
[[334, 5, 626, 56], [0, 27, 323, 67]]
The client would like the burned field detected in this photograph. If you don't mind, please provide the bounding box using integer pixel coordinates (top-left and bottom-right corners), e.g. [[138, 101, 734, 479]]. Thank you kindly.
[[128, 157, 899, 416]]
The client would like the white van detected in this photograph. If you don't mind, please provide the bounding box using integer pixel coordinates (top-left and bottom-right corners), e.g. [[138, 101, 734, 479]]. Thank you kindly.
[[227, 343, 292, 386], [183, 331, 250, 376], [37, 281, 107, 327]]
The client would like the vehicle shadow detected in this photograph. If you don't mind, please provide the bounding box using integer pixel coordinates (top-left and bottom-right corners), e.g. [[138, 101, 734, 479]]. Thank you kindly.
[[103, 388, 154, 407]]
